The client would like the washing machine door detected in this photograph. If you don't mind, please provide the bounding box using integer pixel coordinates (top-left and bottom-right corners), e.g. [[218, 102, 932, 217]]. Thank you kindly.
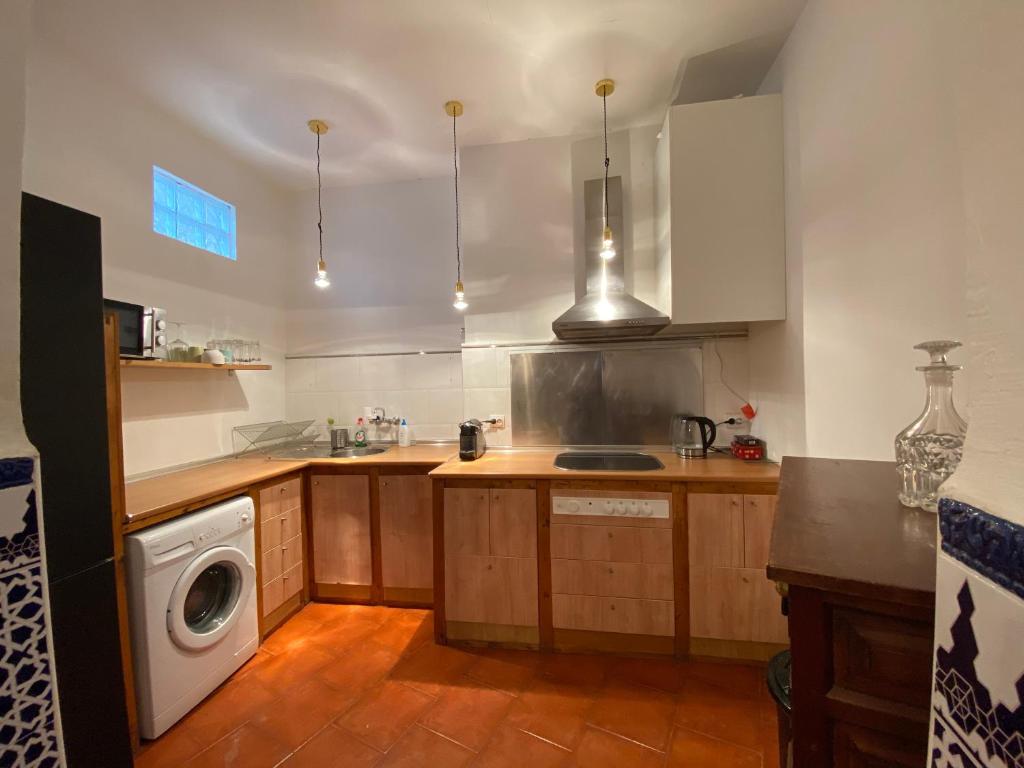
[[166, 545, 255, 651]]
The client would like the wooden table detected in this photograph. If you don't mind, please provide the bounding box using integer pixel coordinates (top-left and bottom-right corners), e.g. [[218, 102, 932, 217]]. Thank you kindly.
[[767, 457, 936, 767]]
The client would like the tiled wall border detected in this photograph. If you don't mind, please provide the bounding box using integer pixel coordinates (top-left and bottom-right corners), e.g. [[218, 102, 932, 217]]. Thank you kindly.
[[939, 498, 1024, 602]]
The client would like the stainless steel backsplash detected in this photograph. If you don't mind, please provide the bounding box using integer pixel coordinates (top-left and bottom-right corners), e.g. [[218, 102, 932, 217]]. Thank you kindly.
[[510, 343, 703, 446]]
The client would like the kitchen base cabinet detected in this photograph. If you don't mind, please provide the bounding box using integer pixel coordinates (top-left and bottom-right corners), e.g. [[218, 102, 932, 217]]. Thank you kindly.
[[379, 474, 433, 604], [441, 486, 539, 645], [688, 492, 787, 656], [311, 474, 372, 596], [257, 475, 306, 636]]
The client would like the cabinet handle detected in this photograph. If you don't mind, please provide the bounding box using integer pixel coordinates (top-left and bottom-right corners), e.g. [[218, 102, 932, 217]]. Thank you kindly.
[[280, 487, 286, 493], [607, 531, 613, 539], [314, 481, 319, 486], [608, 568, 614, 575], [282, 546, 288, 552], [609, 603, 616, 611]]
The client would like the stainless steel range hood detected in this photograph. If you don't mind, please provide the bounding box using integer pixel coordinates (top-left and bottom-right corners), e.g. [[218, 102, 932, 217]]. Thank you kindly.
[[553, 176, 670, 340]]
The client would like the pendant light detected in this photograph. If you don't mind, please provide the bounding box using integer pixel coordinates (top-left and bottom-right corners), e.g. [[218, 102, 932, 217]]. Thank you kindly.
[[446, 100, 467, 311], [596, 79, 616, 261], [308, 119, 331, 289]]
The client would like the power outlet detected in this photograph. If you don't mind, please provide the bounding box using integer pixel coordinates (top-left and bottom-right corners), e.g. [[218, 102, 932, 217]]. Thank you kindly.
[[722, 413, 747, 431], [488, 414, 506, 430]]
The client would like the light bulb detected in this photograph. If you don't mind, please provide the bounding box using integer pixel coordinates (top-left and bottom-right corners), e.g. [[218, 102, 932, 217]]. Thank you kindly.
[[453, 279, 468, 311], [600, 225, 615, 260], [314, 258, 330, 288]]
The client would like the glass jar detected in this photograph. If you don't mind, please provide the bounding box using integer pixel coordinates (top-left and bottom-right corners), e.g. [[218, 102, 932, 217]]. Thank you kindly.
[[895, 340, 968, 512]]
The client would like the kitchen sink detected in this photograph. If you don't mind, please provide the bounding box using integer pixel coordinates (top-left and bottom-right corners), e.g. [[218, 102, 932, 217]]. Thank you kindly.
[[553, 451, 664, 471], [268, 444, 389, 459]]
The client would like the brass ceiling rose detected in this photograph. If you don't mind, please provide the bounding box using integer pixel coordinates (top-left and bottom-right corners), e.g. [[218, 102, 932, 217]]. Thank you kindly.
[[307, 119, 329, 135], [444, 100, 464, 118], [595, 78, 615, 98]]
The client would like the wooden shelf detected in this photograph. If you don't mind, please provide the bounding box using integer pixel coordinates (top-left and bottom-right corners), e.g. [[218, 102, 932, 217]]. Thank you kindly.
[[119, 359, 271, 371]]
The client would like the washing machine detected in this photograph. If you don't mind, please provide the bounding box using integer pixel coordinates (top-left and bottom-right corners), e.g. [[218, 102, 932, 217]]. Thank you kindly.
[[126, 495, 259, 739]]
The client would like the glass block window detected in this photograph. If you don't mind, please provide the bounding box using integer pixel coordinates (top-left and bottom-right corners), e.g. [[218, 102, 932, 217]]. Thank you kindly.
[[152, 166, 236, 260]]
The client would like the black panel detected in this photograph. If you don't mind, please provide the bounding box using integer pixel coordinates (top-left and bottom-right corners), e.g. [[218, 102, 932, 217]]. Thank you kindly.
[[20, 193, 114, 581], [48, 560, 132, 767]]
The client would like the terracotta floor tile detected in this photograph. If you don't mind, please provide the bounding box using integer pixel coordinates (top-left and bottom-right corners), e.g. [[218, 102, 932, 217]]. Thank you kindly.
[[606, 655, 686, 694], [248, 643, 335, 695], [136, 723, 205, 768], [504, 678, 594, 750], [179, 675, 278, 745], [471, 724, 571, 768], [665, 727, 762, 768], [586, 680, 675, 751], [389, 641, 476, 697], [250, 677, 358, 750], [183, 723, 290, 768], [370, 609, 434, 656], [537, 653, 609, 692], [417, 677, 514, 750], [569, 727, 666, 768], [319, 641, 402, 694], [465, 648, 541, 695], [336, 680, 436, 752], [378, 724, 474, 768], [260, 612, 329, 655], [679, 660, 764, 699], [279, 724, 384, 768], [673, 678, 765, 752], [306, 613, 384, 656], [296, 602, 353, 624]]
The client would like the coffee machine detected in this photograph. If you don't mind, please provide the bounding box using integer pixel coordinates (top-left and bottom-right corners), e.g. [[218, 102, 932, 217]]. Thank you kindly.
[[459, 419, 486, 461]]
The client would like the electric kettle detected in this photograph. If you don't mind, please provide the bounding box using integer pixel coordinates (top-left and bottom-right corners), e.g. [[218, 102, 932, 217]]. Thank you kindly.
[[672, 415, 717, 458]]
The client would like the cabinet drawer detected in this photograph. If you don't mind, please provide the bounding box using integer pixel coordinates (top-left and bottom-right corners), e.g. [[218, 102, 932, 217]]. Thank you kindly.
[[552, 593, 674, 636], [690, 565, 788, 643], [262, 575, 284, 617], [259, 476, 302, 521], [551, 524, 672, 564], [444, 554, 538, 627], [833, 607, 934, 709], [261, 507, 302, 553], [281, 561, 302, 600], [551, 559, 673, 600], [261, 534, 302, 585]]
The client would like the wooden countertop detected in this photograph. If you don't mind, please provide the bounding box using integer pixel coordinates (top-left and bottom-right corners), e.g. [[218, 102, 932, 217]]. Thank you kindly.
[[767, 456, 936, 606], [124, 444, 457, 527], [429, 449, 779, 483]]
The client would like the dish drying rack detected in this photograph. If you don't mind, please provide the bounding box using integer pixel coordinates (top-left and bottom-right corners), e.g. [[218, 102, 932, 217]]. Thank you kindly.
[[232, 419, 325, 456]]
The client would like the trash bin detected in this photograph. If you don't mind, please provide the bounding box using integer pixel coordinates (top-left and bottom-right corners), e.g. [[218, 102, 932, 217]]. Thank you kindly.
[[767, 650, 792, 768]]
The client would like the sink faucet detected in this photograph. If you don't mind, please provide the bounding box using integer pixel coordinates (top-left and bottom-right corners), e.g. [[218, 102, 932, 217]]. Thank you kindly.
[[368, 407, 401, 427]]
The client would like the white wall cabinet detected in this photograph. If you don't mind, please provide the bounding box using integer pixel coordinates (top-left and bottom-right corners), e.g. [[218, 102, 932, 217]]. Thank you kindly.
[[655, 94, 786, 325]]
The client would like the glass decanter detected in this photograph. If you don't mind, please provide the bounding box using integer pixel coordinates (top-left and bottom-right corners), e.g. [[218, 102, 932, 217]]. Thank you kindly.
[[895, 340, 967, 512]]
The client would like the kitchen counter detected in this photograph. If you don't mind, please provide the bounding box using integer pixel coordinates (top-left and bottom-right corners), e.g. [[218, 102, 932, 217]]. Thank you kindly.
[[429, 449, 779, 483], [123, 444, 457, 528]]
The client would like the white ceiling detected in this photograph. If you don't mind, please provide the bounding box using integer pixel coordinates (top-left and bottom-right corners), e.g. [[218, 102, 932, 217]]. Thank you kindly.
[[30, 0, 805, 189]]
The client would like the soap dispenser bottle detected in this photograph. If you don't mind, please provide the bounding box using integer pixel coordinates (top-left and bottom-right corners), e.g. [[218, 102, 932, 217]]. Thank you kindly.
[[894, 340, 967, 512], [398, 418, 412, 447]]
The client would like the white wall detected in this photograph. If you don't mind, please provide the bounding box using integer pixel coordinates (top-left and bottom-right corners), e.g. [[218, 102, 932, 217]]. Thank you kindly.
[[286, 177, 463, 355], [936, 0, 1024, 525], [461, 137, 576, 345], [23, 32, 293, 477], [749, 0, 968, 461], [0, 0, 34, 457]]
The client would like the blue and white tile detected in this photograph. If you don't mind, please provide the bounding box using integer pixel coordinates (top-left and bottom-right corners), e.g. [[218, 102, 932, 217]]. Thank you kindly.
[[930, 498, 1024, 767], [0, 456, 62, 768]]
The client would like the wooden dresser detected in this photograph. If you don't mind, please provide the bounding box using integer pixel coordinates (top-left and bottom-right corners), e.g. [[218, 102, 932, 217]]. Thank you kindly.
[[256, 474, 305, 634], [768, 457, 937, 767]]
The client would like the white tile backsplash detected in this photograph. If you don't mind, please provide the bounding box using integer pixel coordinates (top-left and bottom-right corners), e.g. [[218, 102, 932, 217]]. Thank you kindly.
[[462, 347, 500, 387], [286, 353, 465, 439]]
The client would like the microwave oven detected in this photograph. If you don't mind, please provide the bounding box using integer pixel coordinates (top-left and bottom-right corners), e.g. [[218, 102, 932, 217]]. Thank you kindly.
[[103, 299, 167, 358]]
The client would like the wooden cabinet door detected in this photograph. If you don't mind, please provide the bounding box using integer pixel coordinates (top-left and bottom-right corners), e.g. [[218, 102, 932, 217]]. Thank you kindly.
[[379, 475, 433, 589], [489, 489, 536, 557], [742, 495, 777, 569], [311, 474, 372, 586], [688, 493, 744, 567], [443, 488, 490, 556], [446, 554, 538, 626]]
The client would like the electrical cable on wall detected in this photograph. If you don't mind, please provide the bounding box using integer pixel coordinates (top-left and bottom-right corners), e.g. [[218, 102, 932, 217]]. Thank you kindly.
[[713, 336, 757, 421]]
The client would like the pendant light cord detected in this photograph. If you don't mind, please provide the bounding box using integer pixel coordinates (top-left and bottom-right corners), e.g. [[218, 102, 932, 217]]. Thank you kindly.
[[316, 131, 324, 264], [452, 113, 461, 283], [602, 90, 610, 228]]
